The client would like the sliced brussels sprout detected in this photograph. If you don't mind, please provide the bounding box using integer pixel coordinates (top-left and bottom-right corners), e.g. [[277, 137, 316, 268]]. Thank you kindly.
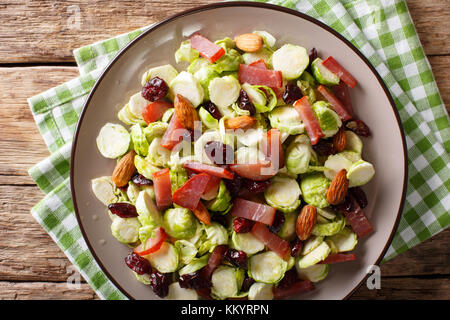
[[317, 214, 328, 225], [345, 130, 363, 155], [205, 180, 232, 214], [208, 76, 241, 108], [170, 71, 204, 107], [325, 239, 340, 254], [242, 47, 273, 66], [134, 155, 160, 180], [134, 272, 151, 285], [118, 103, 147, 126], [317, 207, 337, 220], [198, 107, 219, 129], [235, 146, 265, 165], [300, 70, 317, 87], [178, 254, 209, 276], [311, 58, 340, 85], [347, 160, 375, 187], [285, 135, 313, 175], [174, 240, 198, 265], [253, 30, 276, 48], [145, 242, 179, 273], [296, 264, 329, 282], [211, 49, 242, 73], [211, 266, 245, 300], [96, 123, 130, 159], [215, 37, 235, 50], [187, 58, 211, 74], [166, 282, 199, 300], [272, 44, 309, 80], [302, 236, 324, 256], [169, 169, 188, 193], [286, 256, 296, 271], [248, 282, 274, 300], [323, 153, 354, 180], [163, 207, 197, 240], [231, 231, 265, 255], [241, 83, 277, 113], [231, 102, 250, 116], [297, 241, 331, 269], [198, 222, 228, 255], [175, 40, 199, 63], [248, 251, 288, 284], [194, 65, 220, 101], [126, 182, 141, 205], [143, 121, 168, 144], [328, 227, 358, 252], [264, 177, 301, 213], [135, 190, 163, 227], [91, 176, 118, 205], [235, 128, 264, 147], [141, 64, 179, 86], [161, 108, 174, 123], [312, 214, 346, 237], [297, 79, 316, 103], [130, 124, 149, 156], [311, 101, 342, 138], [129, 93, 150, 119], [340, 150, 362, 163], [146, 137, 171, 167], [111, 216, 140, 244], [268, 106, 305, 135], [186, 221, 206, 248], [277, 211, 298, 241], [299, 172, 330, 208]]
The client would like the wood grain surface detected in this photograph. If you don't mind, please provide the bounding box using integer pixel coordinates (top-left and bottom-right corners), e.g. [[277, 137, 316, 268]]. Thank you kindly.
[[0, 0, 448, 300]]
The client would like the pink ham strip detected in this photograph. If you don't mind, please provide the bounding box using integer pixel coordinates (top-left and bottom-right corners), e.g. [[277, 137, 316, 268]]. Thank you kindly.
[[238, 64, 283, 88], [293, 97, 325, 145]]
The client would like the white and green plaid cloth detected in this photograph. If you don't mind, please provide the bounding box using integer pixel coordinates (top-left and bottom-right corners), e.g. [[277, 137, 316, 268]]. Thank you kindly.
[[27, 0, 449, 300]]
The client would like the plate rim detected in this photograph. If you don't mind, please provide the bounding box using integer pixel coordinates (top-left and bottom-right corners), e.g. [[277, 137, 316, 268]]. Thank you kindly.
[[70, 0, 408, 300]]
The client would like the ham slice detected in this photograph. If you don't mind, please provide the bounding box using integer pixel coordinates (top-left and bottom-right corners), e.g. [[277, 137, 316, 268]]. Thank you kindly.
[[322, 56, 357, 88], [142, 100, 172, 124], [189, 34, 225, 63], [152, 168, 172, 210], [183, 161, 234, 180], [172, 173, 211, 210], [261, 128, 285, 171], [249, 59, 268, 69], [160, 113, 185, 150], [293, 97, 325, 145], [317, 85, 353, 122], [332, 81, 354, 116], [273, 280, 314, 299], [238, 64, 283, 88], [319, 253, 356, 264], [250, 222, 291, 260], [231, 198, 276, 226], [343, 196, 374, 238], [229, 161, 277, 181]]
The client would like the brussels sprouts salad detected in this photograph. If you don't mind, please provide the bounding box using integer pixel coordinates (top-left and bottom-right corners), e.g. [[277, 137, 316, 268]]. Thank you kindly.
[[91, 30, 375, 300]]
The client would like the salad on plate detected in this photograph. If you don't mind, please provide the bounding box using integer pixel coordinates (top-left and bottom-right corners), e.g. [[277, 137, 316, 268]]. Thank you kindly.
[[91, 30, 375, 300]]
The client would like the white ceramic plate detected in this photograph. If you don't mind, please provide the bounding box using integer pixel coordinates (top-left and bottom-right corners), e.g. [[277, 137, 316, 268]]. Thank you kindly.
[[71, 2, 407, 300]]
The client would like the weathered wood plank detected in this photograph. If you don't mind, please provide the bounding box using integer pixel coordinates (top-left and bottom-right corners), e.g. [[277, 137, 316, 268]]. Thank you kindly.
[[429, 55, 450, 108], [0, 0, 447, 63], [0, 282, 97, 300]]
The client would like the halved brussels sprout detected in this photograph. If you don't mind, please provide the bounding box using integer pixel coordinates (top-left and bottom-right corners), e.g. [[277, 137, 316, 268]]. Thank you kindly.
[[146, 137, 171, 167], [297, 79, 316, 103], [215, 37, 235, 50], [126, 182, 141, 205], [128, 92, 149, 118], [312, 214, 345, 236], [248, 282, 274, 300], [111, 216, 140, 244], [187, 58, 211, 74], [211, 266, 245, 300], [141, 64, 179, 86], [205, 180, 232, 214], [163, 207, 197, 240], [198, 222, 228, 255], [174, 239, 198, 265], [345, 130, 363, 155], [296, 241, 331, 269], [175, 40, 199, 63], [278, 211, 298, 241], [231, 102, 250, 116], [194, 65, 220, 101], [317, 207, 337, 220], [311, 101, 342, 138], [235, 146, 265, 164], [178, 254, 210, 276], [264, 176, 301, 213], [170, 71, 204, 107], [311, 58, 340, 85], [198, 107, 219, 129], [91, 176, 118, 205], [118, 103, 147, 126], [231, 231, 265, 255], [302, 236, 324, 256], [347, 160, 375, 187], [135, 190, 163, 228], [143, 121, 168, 144], [130, 124, 149, 156], [285, 135, 313, 175], [211, 49, 242, 73], [145, 242, 179, 273], [253, 30, 276, 48], [241, 83, 277, 113], [268, 106, 305, 135], [166, 282, 199, 300], [325, 239, 340, 254], [242, 47, 273, 66], [328, 227, 358, 252], [170, 169, 188, 193], [134, 155, 160, 179], [272, 44, 309, 80], [248, 251, 288, 284], [96, 123, 130, 159], [296, 264, 329, 282], [323, 151, 361, 180], [208, 76, 241, 108], [299, 172, 330, 208], [134, 272, 151, 285], [286, 256, 296, 271]]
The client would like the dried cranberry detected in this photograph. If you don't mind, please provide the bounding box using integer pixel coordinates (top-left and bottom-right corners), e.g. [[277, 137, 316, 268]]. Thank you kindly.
[[332, 195, 354, 215], [117, 185, 128, 192], [141, 77, 169, 102], [312, 139, 335, 156], [202, 101, 222, 120], [149, 271, 170, 298], [268, 211, 285, 234], [212, 214, 228, 227], [237, 89, 256, 115], [309, 47, 318, 63], [290, 238, 303, 257], [277, 269, 298, 290], [179, 271, 211, 290], [240, 276, 255, 292], [224, 249, 248, 269], [350, 187, 368, 209], [204, 141, 234, 165], [224, 175, 243, 198], [124, 252, 151, 275], [131, 174, 153, 186], [346, 119, 371, 137], [283, 82, 303, 105], [242, 179, 271, 193], [233, 217, 255, 233], [108, 202, 138, 218]]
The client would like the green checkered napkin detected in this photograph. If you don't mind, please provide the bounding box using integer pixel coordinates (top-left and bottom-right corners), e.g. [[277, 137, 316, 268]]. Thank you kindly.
[[28, 0, 449, 300]]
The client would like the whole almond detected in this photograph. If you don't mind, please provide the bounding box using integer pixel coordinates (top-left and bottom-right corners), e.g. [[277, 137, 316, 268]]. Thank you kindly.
[[224, 115, 256, 130], [174, 94, 199, 130], [326, 169, 349, 205], [112, 150, 136, 187], [235, 33, 263, 53], [296, 205, 317, 241], [333, 126, 347, 152]]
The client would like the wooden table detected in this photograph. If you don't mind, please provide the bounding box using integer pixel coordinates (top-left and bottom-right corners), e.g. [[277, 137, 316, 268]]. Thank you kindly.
[[0, 0, 448, 300]]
